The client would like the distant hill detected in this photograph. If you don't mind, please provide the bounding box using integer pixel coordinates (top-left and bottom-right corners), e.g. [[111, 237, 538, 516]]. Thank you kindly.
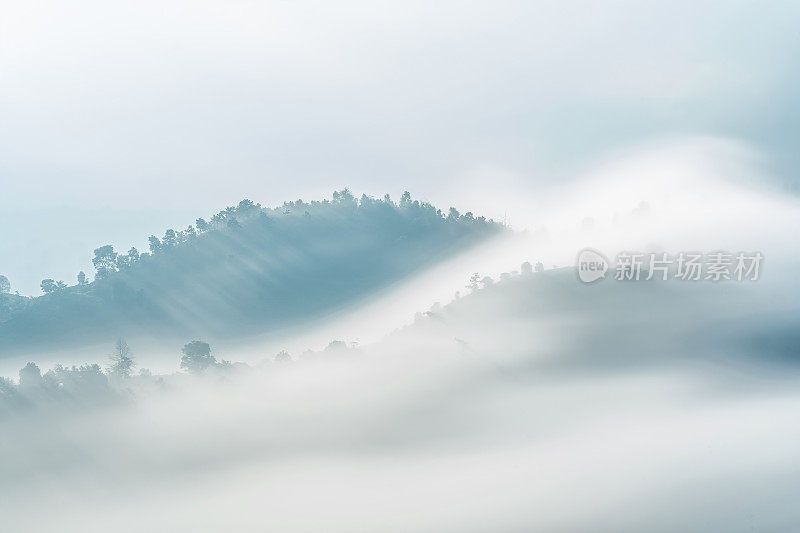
[[0, 190, 502, 354], [379, 266, 799, 368]]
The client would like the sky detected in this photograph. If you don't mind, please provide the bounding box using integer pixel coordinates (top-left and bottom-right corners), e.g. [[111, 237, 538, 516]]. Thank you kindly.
[[1, 0, 799, 294]]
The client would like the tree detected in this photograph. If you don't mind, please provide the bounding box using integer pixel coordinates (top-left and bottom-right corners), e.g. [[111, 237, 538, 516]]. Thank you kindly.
[[237, 199, 257, 214], [180, 341, 215, 374], [535, 261, 545, 273], [108, 338, 135, 378], [447, 207, 460, 221], [93, 245, 118, 279], [467, 272, 481, 292], [195, 218, 209, 233], [274, 350, 291, 363], [0, 377, 18, 399], [77, 271, 88, 285], [521, 261, 533, 275], [0, 275, 10, 293], [148, 236, 162, 254], [333, 188, 355, 205], [481, 276, 494, 288], [116, 253, 131, 270], [40, 279, 59, 294], [163, 229, 177, 248], [49, 363, 109, 395], [117, 246, 139, 270], [19, 362, 42, 393]]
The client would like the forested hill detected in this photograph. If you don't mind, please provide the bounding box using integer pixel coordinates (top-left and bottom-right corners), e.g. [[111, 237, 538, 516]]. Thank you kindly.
[[0, 190, 502, 353]]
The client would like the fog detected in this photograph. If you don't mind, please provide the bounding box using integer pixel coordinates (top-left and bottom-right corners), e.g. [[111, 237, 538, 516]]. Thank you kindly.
[[3, 1, 800, 527], [3, 0, 800, 295], [3, 278, 800, 531], [5, 369, 800, 530], [2, 138, 800, 530]]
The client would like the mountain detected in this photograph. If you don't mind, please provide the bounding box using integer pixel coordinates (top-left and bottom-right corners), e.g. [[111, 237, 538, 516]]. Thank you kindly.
[[378, 265, 799, 368], [0, 191, 502, 354]]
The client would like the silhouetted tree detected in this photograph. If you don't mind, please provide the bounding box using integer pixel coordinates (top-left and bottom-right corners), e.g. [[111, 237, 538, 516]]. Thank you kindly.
[[237, 199, 257, 215], [274, 350, 291, 363], [163, 229, 177, 247], [40, 279, 59, 294], [359, 193, 375, 208], [77, 271, 88, 285], [447, 207, 460, 221], [332, 188, 355, 205], [0, 275, 10, 293], [0, 377, 17, 399], [180, 341, 215, 374], [148, 236, 162, 254], [195, 218, 209, 233], [521, 261, 533, 275], [116, 254, 131, 270], [93, 245, 118, 279], [108, 338, 135, 378], [18, 362, 42, 394], [48, 363, 109, 396], [535, 261, 545, 273], [117, 247, 139, 270]]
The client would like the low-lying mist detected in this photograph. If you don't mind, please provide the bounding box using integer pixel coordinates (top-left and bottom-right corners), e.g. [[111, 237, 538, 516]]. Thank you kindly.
[[2, 138, 799, 531], [3, 271, 800, 532]]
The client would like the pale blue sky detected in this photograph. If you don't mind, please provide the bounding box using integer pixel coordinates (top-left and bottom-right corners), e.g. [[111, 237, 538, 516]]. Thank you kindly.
[[1, 0, 799, 294]]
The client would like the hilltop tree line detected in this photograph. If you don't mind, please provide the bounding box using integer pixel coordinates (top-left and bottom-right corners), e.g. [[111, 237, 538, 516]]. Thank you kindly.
[[0, 189, 502, 352], [16, 190, 496, 295]]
